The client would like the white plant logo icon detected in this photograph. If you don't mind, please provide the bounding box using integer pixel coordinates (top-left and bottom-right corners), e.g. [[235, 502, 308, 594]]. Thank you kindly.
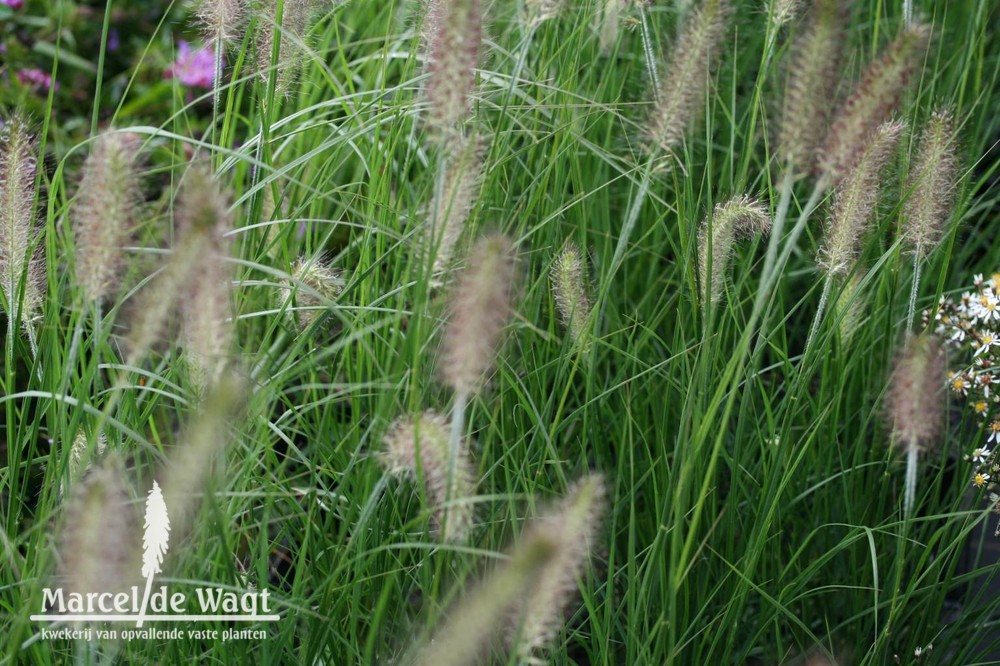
[[136, 481, 170, 627]]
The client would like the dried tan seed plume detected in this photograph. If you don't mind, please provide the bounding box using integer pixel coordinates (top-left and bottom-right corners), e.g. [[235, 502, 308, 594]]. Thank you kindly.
[[380, 411, 477, 543], [425, 133, 485, 283], [818, 120, 903, 276], [423, 0, 483, 137], [698, 195, 771, 304], [509, 474, 607, 661], [551, 240, 593, 352], [526, 0, 564, 25], [902, 109, 959, 259], [0, 112, 45, 332], [819, 22, 929, 183], [441, 234, 516, 396], [647, 0, 730, 155], [72, 131, 141, 304], [779, 0, 848, 175], [56, 457, 140, 618], [281, 255, 344, 331]]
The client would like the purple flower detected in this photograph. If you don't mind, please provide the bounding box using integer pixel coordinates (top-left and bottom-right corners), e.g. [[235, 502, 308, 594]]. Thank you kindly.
[[165, 41, 216, 89], [1, 0, 25, 10], [16, 68, 56, 93]]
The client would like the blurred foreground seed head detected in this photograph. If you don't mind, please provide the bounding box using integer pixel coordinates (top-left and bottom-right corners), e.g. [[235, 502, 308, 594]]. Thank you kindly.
[[409, 474, 606, 666], [424, 132, 485, 285], [72, 131, 142, 305], [423, 0, 483, 138], [0, 111, 45, 332], [902, 109, 960, 260], [56, 457, 140, 620], [441, 234, 517, 396], [380, 411, 477, 543]]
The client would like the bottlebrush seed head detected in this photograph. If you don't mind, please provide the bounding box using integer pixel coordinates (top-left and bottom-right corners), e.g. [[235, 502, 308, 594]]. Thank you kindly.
[[57, 457, 139, 612], [769, 0, 803, 28], [380, 411, 477, 543], [833, 270, 866, 346], [62, 431, 108, 499], [0, 111, 44, 331], [425, 133, 485, 284], [423, 0, 483, 138], [551, 240, 593, 352], [902, 109, 959, 260], [509, 474, 607, 661], [698, 195, 771, 304], [597, 0, 623, 54], [176, 165, 235, 390], [525, 0, 565, 25], [818, 120, 903, 277], [193, 0, 248, 47], [647, 0, 730, 156], [819, 22, 930, 184], [886, 333, 945, 452], [72, 131, 141, 304], [282, 255, 344, 331], [161, 376, 243, 536], [255, 0, 322, 93], [441, 234, 516, 396], [779, 0, 848, 175]]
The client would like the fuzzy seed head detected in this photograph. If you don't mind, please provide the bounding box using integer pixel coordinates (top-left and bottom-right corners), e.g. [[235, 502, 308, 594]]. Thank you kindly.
[[779, 0, 848, 174], [176, 166, 236, 389], [509, 474, 607, 661], [647, 0, 730, 155], [193, 0, 249, 47], [819, 120, 903, 276], [902, 109, 959, 259], [72, 132, 142, 304], [441, 234, 516, 396], [597, 0, 623, 54], [819, 22, 930, 183], [380, 411, 477, 543], [161, 377, 243, 537], [425, 134, 485, 283], [833, 271, 866, 346], [423, 0, 483, 137], [698, 195, 771, 304], [62, 431, 109, 498], [56, 458, 140, 617], [0, 112, 44, 331], [551, 241, 593, 352], [282, 255, 344, 331], [769, 0, 803, 27], [886, 333, 946, 452], [255, 0, 325, 93], [526, 0, 565, 25]]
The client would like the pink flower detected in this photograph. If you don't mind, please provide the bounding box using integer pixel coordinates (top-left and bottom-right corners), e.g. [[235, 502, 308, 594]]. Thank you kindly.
[[16, 68, 56, 93], [1, 0, 25, 9], [165, 41, 216, 89]]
